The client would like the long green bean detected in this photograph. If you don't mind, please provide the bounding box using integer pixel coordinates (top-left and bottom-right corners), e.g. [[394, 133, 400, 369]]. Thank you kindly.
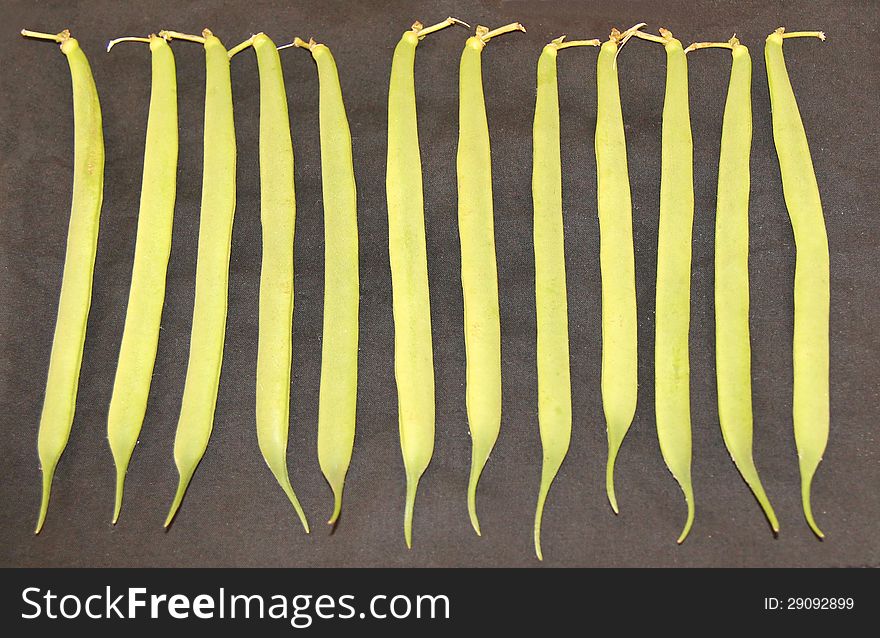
[[458, 22, 525, 536], [161, 29, 236, 527], [634, 27, 695, 543], [596, 24, 642, 513], [22, 29, 105, 534], [227, 32, 309, 532], [105, 33, 178, 524], [387, 18, 466, 548], [686, 36, 779, 532], [293, 36, 359, 525], [532, 34, 599, 560], [765, 27, 829, 538]]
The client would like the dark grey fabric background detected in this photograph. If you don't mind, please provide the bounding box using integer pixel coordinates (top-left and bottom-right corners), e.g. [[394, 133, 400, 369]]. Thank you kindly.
[[0, 0, 877, 567]]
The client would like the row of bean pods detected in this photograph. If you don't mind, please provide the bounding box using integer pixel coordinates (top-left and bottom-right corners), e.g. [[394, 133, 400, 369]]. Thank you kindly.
[[22, 19, 829, 559]]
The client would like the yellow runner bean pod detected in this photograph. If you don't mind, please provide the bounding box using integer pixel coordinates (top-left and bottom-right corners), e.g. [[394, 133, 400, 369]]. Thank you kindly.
[[634, 27, 695, 543], [387, 18, 466, 548], [765, 27, 829, 538], [457, 22, 525, 536], [293, 36, 360, 525], [22, 29, 105, 534], [686, 35, 779, 532], [105, 33, 178, 524], [162, 29, 237, 527], [532, 34, 599, 560], [595, 24, 643, 513], [227, 32, 309, 532]]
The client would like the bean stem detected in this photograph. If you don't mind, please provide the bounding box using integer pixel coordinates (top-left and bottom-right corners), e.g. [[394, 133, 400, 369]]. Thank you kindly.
[[414, 17, 471, 38], [159, 29, 207, 44], [20, 28, 70, 43], [477, 22, 526, 43], [106, 36, 152, 52]]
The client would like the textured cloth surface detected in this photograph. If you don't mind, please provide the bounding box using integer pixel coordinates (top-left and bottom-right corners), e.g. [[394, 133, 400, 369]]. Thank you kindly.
[[1, 0, 877, 567]]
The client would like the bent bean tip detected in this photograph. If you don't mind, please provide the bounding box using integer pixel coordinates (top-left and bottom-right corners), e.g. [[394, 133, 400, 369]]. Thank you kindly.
[[806, 515, 825, 539], [327, 496, 342, 527], [676, 493, 695, 544], [468, 492, 482, 535], [605, 457, 620, 514], [606, 480, 620, 514], [676, 514, 694, 544], [767, 511, 781, 535], [466, 478, 483, 536], [404, 507, 414, 549], [470, 514, 482, 537]]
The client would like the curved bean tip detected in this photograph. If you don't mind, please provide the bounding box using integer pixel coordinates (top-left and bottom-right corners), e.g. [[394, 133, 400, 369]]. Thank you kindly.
[[802, 480, 825, 539], [467, 490, 482, 536], [35, 470, 53, 534], [606, 481, 620, 515], [676, 498, 695, 544], [327, 498, 342, 527], [534, 520, 544, 560]]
